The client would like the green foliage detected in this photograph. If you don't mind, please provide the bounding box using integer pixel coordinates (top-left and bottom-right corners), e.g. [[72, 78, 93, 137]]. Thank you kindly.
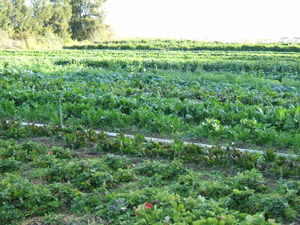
[[0, 136, 298, 224], [0, 158, 21, 172], [227, 169, 268, 192], [102, 154, 130, 170], [69, 0, 106, 41], [31, 0, 54, 35], [0, 49, 299, 150], [49, 146, 72, 159], [134, 160, 186, 180], [0, 42, 299, 224], [0, 0, 108, 44], [10, 0, 34, 39], [0, 174, 60, 224], [49, 0, 72, 39], [0, 1, 14, 35], [67, 39, 300, 52], [1, 122, 299, 178]]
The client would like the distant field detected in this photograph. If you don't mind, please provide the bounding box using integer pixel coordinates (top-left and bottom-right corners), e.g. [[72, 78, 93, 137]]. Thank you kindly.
[[65, 39, 300, 52], [0, 41, 299, 224]]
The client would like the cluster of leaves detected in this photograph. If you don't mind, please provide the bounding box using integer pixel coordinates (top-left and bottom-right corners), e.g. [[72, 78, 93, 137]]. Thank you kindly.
[[0, 136, 299, 224]]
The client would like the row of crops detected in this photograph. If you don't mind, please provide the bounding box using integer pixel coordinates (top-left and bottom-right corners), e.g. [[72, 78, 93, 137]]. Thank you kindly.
[[0, 43, 299, 224], [0, 49, 299, 153], [65, 39, 300, 52], [2, 49, 300, 80], [0, 122, 299, 224]]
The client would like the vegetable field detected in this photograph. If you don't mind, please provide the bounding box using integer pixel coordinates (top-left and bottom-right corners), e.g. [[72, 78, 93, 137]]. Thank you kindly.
[[0, 40, 299, 224], [65, 39, 300, 52]]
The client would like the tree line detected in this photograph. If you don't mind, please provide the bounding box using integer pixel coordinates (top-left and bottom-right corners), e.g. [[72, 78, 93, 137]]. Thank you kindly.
[[0, 0, 110, 41]]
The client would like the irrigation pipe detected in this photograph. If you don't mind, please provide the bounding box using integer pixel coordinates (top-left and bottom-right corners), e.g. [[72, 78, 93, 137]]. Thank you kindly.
[[5, 121, 298, 159]]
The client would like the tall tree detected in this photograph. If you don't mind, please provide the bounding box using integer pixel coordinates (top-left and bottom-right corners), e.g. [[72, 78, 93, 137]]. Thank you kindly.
[[0, 0, 14, 35], [49, 0, 72, 39], [70, 0, 106, 41], [0, 0, 34, 38], [31, 0, 72, 39], [11, 0, 34, 38], [31, 0, 53, 35], [0, 0, 109, 42]]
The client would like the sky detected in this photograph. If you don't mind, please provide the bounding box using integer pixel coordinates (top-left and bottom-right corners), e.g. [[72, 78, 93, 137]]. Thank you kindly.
[[104, 0, 300, 42]]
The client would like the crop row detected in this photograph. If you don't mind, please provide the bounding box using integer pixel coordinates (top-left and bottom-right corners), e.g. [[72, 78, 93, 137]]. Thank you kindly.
[[1, 121, 299, 224], [1, 48, 300, 64], [51, 58, 299, 80], [0, 67, 299, 151], [2, 49, 300, 59], [2, 51, 300, 83], [1, 121, 299, 177], [1, 49, 300, 78], [0, 49, 299, 151], [1, 43, 299, 224], [64, 39, 300, 52]]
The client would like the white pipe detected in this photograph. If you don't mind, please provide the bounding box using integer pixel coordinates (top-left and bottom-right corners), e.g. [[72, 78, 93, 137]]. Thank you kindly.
[[6, 121, 299, 159]]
